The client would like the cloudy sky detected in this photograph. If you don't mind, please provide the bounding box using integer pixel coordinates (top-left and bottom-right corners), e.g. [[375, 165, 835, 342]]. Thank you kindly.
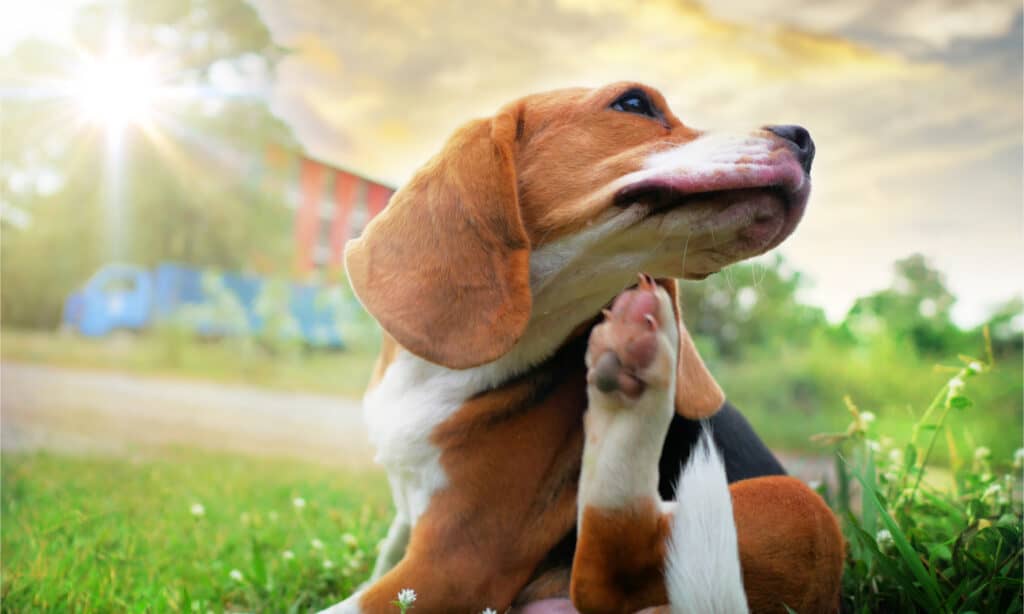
[[250, 0, 1023, 325], [6, 1, 1021, 324]]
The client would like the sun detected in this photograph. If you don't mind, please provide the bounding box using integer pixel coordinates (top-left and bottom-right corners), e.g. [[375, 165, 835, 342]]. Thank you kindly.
[[75, 51, 161, 129]]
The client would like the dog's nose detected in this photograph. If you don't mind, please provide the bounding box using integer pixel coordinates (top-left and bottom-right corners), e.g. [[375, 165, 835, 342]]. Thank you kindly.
[[766, 125, 814, 174]]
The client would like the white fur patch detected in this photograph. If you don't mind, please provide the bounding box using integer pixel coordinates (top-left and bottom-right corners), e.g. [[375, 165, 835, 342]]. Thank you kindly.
[[644, 133, 775, 174], [665, 427, 749, 614]]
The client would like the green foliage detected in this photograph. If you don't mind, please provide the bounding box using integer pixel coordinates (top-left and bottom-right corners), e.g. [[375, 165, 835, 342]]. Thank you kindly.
[[681, 254, 1023, 461], [1, 450, 391, 612], [818, 353, 1023, 613]]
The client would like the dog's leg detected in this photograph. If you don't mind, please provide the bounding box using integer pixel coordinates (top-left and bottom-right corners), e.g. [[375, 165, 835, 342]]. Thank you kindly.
[[570, 277, 844, 614], [571, 275, 701, 613]]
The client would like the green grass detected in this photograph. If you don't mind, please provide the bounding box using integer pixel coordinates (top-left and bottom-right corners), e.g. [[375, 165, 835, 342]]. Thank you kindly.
[[2, 348, 1021, 611], [1, 327, 381, 399], [1, 449, 391, 613], [822, 355, 1023, 613]]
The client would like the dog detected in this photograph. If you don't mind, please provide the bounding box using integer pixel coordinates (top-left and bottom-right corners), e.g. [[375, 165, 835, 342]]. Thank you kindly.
[[321, 82, 844, 613]]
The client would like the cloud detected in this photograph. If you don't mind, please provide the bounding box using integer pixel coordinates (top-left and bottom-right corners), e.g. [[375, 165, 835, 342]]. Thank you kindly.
[[250, 0, 1022, 324], [701, 0, 1022, 50]]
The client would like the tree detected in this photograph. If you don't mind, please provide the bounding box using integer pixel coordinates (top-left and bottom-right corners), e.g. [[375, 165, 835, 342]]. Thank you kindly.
[[844, 254, 963, 355], [678, 254, 828, 360], [1, 0, 296, 328]]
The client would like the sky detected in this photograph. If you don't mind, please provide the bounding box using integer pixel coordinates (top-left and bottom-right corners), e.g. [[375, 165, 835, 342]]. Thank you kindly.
[[4, 0, 1022, 325]]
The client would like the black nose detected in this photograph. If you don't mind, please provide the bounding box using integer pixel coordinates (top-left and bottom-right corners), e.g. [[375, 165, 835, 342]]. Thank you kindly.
[[766, 124, 814, 174]]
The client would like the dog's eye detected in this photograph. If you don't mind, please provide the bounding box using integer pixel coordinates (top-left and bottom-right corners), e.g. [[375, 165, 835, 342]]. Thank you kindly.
[[610, 89, 658, 118]]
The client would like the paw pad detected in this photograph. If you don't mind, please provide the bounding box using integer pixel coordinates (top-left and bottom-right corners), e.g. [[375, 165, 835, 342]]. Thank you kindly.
[[587, 274, 669, 398]]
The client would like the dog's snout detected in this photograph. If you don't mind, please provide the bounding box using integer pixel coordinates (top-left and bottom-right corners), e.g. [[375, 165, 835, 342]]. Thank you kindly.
[[766, 124, 814, 174]]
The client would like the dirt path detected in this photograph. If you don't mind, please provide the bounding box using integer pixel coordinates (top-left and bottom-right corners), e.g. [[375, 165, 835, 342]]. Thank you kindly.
[[1, 361, 375, 467], [2, 361, 835, 484]]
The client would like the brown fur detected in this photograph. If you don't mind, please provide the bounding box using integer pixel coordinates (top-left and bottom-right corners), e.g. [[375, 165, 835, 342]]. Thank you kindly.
[[571, 499, 671, 613], [345, 110, 531, 370], [732, 477, 845, 613]]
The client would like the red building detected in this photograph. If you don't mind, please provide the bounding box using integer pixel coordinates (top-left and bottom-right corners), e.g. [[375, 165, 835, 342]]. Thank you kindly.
[[274, 148, 394, 276]]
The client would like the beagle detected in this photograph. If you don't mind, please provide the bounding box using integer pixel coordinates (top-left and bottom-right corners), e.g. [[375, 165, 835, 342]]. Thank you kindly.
[[322, 82, 844, 613]]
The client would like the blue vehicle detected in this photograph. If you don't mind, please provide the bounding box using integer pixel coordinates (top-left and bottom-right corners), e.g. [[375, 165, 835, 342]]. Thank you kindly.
[[62, 263, 347, 348]]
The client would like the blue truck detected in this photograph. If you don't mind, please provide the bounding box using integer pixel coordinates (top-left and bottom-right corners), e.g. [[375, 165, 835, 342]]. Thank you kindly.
[[62, 263, 347, 348]]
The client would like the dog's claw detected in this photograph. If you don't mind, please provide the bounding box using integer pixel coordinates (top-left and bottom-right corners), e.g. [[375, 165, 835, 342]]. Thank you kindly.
[[637, 272, 656, 290]]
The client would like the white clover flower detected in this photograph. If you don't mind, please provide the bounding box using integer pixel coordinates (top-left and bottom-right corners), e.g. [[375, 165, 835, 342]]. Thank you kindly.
[[866, 439, 881, 453], [888, 449, 904, 466], [323, 559, 335, 569], [293, 497, 306, 509], [282, 550, 295, 561], [311, 538, 324, 550], [396, 588, 417, 607], [229, 569, 244, 582], [968, 361, 984, 374], [860, 411, 876, 426], [974, 446, 992, 461], [982, 483, 1003, 504], [946, 377, 965, 402], [190, 503, 206, 517], [876, 529, 894, 551], [1014, 448, 1024, 469], [342, 533, 359, 548]]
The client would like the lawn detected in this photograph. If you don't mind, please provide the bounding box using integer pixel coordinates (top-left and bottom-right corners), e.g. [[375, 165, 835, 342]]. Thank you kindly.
[[2, 323, 1021, 612], [1, 448, 391, 613]]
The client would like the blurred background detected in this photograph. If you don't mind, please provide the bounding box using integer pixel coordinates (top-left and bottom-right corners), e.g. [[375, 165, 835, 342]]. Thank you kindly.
[[1, 0, 1021, 611]]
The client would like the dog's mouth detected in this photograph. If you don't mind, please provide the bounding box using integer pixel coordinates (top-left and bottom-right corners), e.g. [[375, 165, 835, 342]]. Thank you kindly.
[[612, 168, 810, 257]]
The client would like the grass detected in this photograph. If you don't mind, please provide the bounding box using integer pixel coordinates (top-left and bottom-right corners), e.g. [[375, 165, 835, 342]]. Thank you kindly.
[[2, 329, 1021, 611], [820, 349, 1023, 613], [1, 448, 392, 613]]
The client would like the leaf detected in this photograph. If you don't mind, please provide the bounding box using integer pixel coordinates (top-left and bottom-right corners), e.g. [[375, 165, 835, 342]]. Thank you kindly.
[[250, 537, 268, 591], [861, 447, 878, 538], [948, 395, 972, 410], [928, 543, 952, 561], [854, 471, 945, 613]]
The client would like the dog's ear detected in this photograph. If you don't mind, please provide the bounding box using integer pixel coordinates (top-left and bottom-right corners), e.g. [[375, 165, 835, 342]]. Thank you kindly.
[[344, 107, 531, 370], [657, 279, 725, 419]]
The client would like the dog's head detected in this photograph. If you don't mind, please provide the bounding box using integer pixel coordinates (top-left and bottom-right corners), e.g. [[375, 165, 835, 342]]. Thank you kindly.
[[346, 82, 812, 413]]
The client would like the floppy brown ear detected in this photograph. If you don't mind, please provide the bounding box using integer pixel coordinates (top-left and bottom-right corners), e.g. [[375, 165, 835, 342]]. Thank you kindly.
[[344, 107, 531, 370], [656, 279, 725, 419]]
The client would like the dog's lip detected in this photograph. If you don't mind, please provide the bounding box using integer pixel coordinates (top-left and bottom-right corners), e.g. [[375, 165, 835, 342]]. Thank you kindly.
[[612, 162, 810, 251]]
